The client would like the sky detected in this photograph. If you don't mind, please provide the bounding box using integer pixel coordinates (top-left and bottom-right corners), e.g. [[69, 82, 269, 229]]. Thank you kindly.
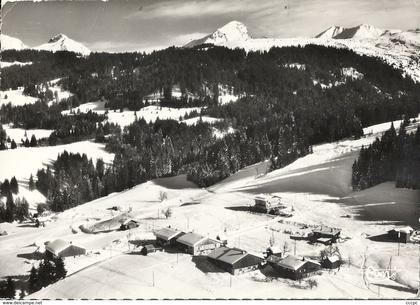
[[2, 0, 420, 53]]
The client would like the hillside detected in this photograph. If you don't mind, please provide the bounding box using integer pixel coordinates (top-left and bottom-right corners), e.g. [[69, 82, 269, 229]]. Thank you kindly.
[[0, 116, 418, 299], [1, 34, 27, 51]]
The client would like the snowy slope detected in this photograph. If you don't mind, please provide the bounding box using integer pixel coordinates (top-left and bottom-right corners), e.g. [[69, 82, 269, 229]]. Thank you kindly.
[[2, 124, 54, 144], [35, 34, 91, 56], [0, 88, 39, 107], [185, 22, 420, 82], [0, 117, 419, 299], [0, 140, 114, 183], [1, 34, 27, 50]]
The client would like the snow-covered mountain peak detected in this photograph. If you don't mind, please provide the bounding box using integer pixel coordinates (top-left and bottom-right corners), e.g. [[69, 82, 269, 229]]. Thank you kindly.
[[48, 33, 69, 43], [184, 20, 250, 47], [1, 34, 27, 50], [213, 20, 250, 42], [35, 33, 91, 56], [315, 26, 344, 39], [333, 24, 384, 40]]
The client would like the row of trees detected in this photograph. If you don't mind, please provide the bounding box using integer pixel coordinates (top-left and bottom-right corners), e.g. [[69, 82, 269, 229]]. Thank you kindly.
[[0, 177, 30, 223], [352, 118, 420, 190]]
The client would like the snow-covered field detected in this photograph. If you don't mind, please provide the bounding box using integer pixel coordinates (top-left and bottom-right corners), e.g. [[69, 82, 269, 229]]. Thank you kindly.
[[0, 88, 38, 107], [62, 101, 203, 127], [2, 124, 54, 143], [0, 116, 418, 299], [0, 140, 114, 183], [0, 61, 32, 68], [181, 116, 222, 126]]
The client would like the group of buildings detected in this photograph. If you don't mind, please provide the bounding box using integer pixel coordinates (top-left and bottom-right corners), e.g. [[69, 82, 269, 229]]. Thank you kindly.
[[152, 226, 341, 280]]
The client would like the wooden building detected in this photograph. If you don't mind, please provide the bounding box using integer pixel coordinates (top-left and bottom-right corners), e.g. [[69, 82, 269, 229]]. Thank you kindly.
[[321, 255, 341, 269], [387, 226, 414, 243], [207, 247, 264, 275], [45, 239, 86, 259], [268, 255, 321, 280], [140, 244, 162, 256], [176, 232, 223, 255], [253, 194, 283, 213], [310, 227, 341, 244], [154, 227, 184, 247], [120, 220, 139, 231]]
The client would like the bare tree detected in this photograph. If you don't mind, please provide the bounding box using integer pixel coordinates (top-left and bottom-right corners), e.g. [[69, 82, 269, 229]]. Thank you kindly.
[[162, 207, 172, 219], [159, 191, 168, 202]]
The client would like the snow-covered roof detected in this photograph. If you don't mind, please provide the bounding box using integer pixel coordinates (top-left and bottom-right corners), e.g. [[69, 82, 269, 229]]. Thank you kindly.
[[271, 255, 320, 271], [176, 232, 207, 247], [326, 255, 340, 263], [390, 226, 414, 234], [154, 227, 182, 241], [313, 227, 341, 236], [45, 239, 70, 255], [208, 247, 247, 265]]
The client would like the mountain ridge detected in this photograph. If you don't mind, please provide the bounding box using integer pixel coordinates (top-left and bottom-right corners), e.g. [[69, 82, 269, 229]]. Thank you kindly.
[[184, 22, 420, 83]]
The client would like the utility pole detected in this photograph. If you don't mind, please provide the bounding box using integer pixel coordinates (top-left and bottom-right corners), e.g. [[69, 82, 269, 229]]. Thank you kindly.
[[230, 275, 232, 288], [294, 239, 297, 256], [152, 271, 155, 287]]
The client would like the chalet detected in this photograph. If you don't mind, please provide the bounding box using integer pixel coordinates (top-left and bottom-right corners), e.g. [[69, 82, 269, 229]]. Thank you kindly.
[[154, 227, 184, 247], [45, 239, 86, 259], [253, 194, 283, 213], [120, 220, 139, 231], [140, 244, 162, 256], [387, 226, 414, 243], [267, 255, 321, 280], [265, 246, 282, 258], [321, 255, 341, 269], [207, 247, 264, 275], [176, 232, 223, 255], [309, 227, 341, 244]]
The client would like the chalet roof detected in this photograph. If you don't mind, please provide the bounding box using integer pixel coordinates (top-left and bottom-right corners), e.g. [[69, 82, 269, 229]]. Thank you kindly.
[[326, 255, 340, 263], [313, 227, 341, 236], [45, 239, 70, 255], [389, 226, 414, 234], [271, 255, 319, 271], [154, 227, 182, 241], [208, 247, 248, 265], [267, 246, 282, 254], [176, 232, 207, 247], [143, 244, 156, 251]]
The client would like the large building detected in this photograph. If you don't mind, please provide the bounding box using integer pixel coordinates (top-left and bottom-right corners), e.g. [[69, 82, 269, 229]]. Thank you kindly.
[[176, 232, 223, 255], [387, 226, 414, 243], [154, 227, 184, 247], [253, 194, 283, 213], [45, 239, 86, 259], [207, 247, 264, 275], [267, 255, 321, 280]]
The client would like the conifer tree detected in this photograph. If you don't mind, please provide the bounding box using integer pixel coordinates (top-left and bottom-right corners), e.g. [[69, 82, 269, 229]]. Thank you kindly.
[[10, 177, 19, 194]]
